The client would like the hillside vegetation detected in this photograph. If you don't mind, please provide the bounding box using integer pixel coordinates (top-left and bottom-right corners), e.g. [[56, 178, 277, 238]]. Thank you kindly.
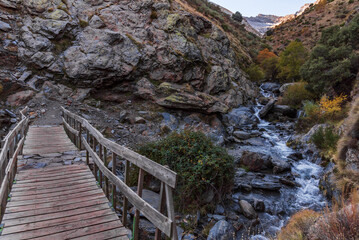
[[176, 0, 270, 67], [268, 0, 359, 52]]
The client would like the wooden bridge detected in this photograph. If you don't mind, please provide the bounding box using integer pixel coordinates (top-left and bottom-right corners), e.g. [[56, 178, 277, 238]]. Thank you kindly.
[[0, 107, 178, 240]]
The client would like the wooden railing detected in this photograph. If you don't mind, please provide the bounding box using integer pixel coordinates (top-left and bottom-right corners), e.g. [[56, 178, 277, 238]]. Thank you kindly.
[[0, 107, 29, 221], [61, 107, 178, 240]]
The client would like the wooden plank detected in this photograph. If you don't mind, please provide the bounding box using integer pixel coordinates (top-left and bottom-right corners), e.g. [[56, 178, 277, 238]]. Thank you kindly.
[[7, 189, 104, 207], [12, 175, 94, 189], [17, 165, 87, 175], [16, 171, 92, 184], [0, 214, 120, 240], [29, 220, 127, 240], [16, 168, 90, 180], [5, 194, 105, 213], [83, 137, 173, 237], [11, 184, 99, 201], [71, 227, 130, 240], [23, 148, 77, 155], [22, 125, 77, 155], [11, 182, 96, 197], [2, 203, 110, 227], [2, 209, 113, 235], [2, 197, 109, 220]]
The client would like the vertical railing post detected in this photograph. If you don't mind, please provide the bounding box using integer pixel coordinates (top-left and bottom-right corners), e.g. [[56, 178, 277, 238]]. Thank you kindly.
[[112, 152, 117, 211], [165, 184, 178, 240], [78, 122, 82, 150], [99, 145, 103, 188], [122, 160, 130, 226], [155, 182, 166, 240], [86, 129, 89, 165], [92, 137, 98, 182], [134, 168, 145, 240], [104, 147, 109, 199]]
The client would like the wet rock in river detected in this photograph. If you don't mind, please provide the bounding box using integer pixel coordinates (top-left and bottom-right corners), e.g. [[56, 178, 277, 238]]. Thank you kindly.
[[259, 99, 276, 118], [261, 82, 281, 92], [271, 157, 290, 174], [233, 130, 261, 140], [207, 220, 235, 240], [222, 107, 258, 129], [240, 151, 272, 172], [239, 200, 258, 219]]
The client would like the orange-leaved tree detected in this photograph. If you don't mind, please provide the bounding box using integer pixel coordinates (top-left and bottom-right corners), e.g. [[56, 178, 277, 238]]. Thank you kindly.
[[256, 48, 277, 64]]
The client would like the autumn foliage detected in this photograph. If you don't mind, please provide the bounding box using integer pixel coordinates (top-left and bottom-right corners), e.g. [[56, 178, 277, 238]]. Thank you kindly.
[[320, 95, 347, 116], [256, 48, 277, 64]]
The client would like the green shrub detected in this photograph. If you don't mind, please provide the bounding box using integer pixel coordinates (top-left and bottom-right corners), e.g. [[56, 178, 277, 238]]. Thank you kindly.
[[245, 64, 265, 82], [311, 126, 340, 151], [301, 14, 359, 95], [137, 131, 234, 212], [279, 82, 314, 108], [303, 100, 321, 119], [232, 11, 243, 22]]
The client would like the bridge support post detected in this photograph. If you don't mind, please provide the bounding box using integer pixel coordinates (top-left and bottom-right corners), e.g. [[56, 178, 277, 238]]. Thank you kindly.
[[122, 159, 129, 226], [134, 168, 145, 240], [112, 152, 117, 211]]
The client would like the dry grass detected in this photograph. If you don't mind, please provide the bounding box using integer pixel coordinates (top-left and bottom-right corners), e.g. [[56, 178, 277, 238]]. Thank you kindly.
[[277, 189, 359, 240], [277, 209, 321, 240], [314, 189, 359, 240], [335, 93, 359, 189]]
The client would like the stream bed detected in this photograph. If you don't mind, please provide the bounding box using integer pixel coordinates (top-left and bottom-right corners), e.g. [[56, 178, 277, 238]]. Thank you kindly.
[[226, 84, 327, 239]]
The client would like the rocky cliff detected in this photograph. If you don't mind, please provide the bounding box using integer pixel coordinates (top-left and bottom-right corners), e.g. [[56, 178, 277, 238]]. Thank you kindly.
[[0, 0, 259, 114]]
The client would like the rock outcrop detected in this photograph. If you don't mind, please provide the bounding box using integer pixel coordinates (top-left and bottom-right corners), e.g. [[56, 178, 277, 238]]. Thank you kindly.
[[0, 0, 258, 113]]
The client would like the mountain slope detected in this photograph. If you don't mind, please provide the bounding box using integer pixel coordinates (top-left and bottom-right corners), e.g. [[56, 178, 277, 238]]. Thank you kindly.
[[176, 0, 266, 63], [245, 14, 281, 35], [269, 0, 359, 51]]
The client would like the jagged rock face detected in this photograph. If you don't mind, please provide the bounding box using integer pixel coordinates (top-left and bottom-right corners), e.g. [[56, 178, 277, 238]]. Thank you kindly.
[[1, 0, 258, 113]]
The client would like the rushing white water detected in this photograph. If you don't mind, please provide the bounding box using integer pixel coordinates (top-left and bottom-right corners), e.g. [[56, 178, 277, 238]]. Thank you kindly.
[[247, 85, 327, 239]]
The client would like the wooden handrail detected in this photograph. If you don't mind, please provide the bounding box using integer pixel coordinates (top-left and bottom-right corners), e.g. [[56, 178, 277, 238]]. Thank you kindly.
[[61, 107, 177, 188], [61, 107, 178, 240], [0, 107, 29, 221]]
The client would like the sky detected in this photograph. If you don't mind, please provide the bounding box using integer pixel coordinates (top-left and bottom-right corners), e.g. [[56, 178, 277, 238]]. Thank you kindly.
[[210, 0, 316, 17]]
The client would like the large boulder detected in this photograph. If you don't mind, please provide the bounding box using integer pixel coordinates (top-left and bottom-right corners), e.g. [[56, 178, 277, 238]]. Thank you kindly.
[[222, 107, 258, 128], [234, 169, 282, 192], [261, 82, 281, 92], [155, 82, 229, 114], [271, 157, 290, 173], [240, 151, 271, 172], [239, 200, 258, 219], [233, 130, 261, 140], [259, 99, 276, 118], [300, 124, 329, 143], [271, 105, 297, 118], [134, 78, 156, 101], [7, 90, 35, 106], [207, 220, 235, 240]]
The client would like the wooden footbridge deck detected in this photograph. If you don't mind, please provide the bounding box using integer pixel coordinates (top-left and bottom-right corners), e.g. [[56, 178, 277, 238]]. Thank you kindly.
[[0, 107, 178, 240]]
